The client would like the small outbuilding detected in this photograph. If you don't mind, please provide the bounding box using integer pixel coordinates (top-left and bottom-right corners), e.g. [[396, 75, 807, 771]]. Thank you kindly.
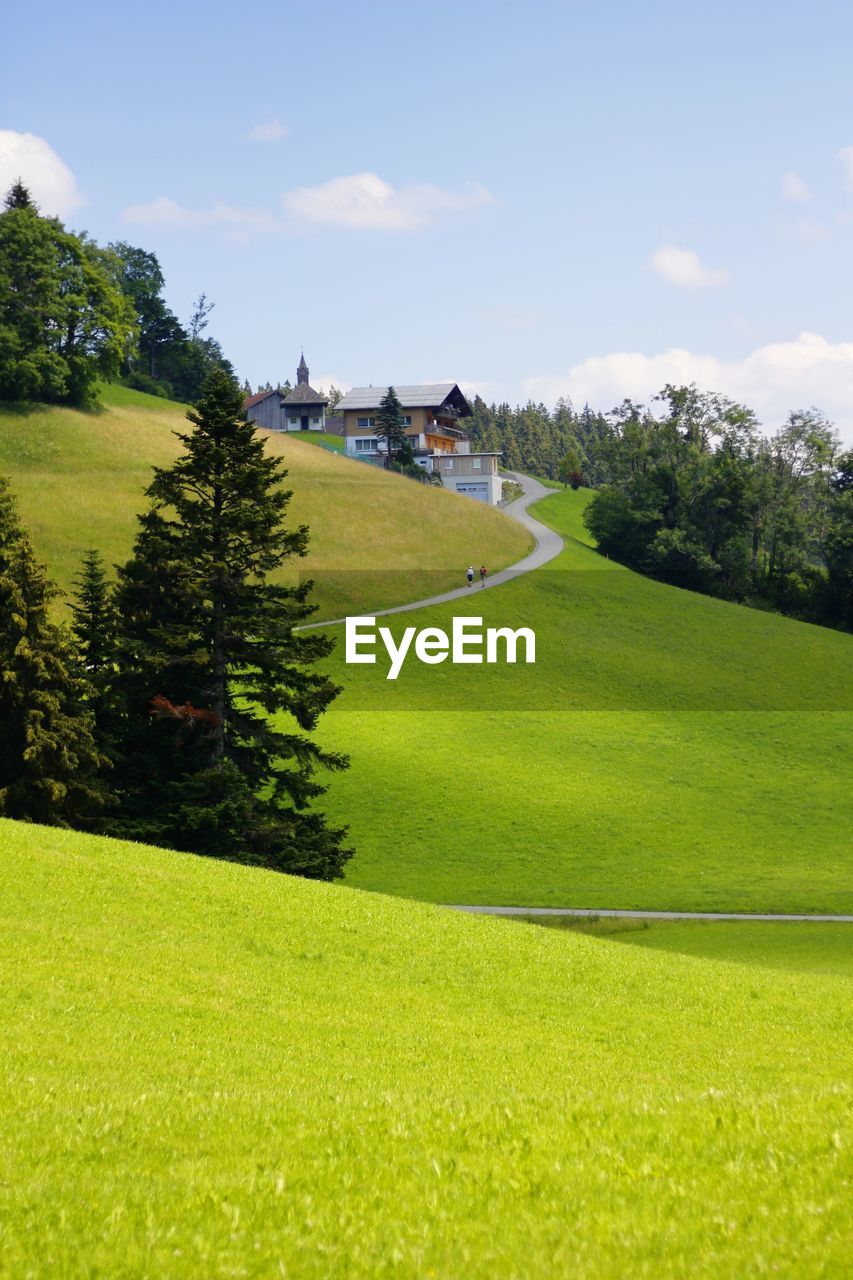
[[244, 354, 328, 432]]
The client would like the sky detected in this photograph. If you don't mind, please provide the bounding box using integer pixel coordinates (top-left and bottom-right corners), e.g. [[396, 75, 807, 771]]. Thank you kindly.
[[4, 0, 853, 438]]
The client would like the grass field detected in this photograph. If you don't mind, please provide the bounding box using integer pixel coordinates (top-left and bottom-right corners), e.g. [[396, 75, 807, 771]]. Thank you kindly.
[[0, 384, 530, 618], [0, 819, 850, 1278], [520, 918, 853, 977], [310, 488, 852, 912], [287, 429, 345, 452]]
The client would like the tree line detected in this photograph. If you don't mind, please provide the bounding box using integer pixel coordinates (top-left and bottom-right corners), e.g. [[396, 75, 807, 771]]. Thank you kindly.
[[468, 387, 851, 630], [0, 181, 232, 407], [0, 367, 351, 878]]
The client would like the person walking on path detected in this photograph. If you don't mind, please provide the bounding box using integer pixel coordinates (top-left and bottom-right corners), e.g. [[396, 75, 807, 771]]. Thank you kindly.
[[479, 564, 487, 587], [466, 565, 475, 588]]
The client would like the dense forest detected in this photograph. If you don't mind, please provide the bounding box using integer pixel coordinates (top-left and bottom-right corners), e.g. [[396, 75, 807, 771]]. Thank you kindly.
[[0, 180, 232, 407]]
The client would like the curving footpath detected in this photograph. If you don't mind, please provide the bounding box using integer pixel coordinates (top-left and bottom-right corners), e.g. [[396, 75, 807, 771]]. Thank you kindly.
[[300, 470, 562, 630]]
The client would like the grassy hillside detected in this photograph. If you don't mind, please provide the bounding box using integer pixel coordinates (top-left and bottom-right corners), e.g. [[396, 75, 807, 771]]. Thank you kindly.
[[0, 820, 849, 1278], [312, 488, 851, 912], [0, 384, 530, 618]]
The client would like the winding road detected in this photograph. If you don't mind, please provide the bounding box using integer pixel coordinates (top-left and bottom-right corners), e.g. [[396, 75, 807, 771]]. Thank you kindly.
[[300, 470, 562, 631]]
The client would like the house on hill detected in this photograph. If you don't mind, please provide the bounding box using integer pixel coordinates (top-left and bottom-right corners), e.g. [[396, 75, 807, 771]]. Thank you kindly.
[[335, 382, 502, 503], [244, 354, 328, 432]]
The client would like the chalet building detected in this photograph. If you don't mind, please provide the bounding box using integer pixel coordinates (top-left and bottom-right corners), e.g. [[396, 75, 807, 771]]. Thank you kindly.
[[336, 381, 503, 503], [337, 383, 472, 458], [244, 354, 328, 432]]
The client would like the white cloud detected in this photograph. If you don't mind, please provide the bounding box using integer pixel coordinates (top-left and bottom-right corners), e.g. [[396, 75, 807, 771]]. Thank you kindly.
[[838, 146, 853, 194], [649, 244, 730, 288], [312, 372, 348, 395], [282, 171, 492, 230], [524, 333, 853, 438], [243, 117, 289, 143], [121, 196, 279, 239], [0, 130, 83, 218], [782, 169, 811, 202]]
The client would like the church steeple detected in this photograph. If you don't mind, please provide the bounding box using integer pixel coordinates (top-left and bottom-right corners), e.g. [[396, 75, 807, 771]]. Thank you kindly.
[[297, 352, 309, 386]]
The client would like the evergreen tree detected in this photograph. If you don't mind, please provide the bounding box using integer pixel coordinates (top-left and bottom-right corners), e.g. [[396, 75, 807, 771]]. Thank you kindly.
[[0, 477, 107, 825], [109, 367, 352, 877], [373, 385, 407, 461], [4, 179, 36, 211], [70, 549, 120, 756]]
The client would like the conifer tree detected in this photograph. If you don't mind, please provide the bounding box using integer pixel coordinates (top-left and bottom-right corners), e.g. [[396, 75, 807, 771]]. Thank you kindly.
[[109, 368, 352, 877], [0, 477, 106, 825], [70, 549, 119, 756], [373, 385, 407, 462], [3, 179, 36, 211]]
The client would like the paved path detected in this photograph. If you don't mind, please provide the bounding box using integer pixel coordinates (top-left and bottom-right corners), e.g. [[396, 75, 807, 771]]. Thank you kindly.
[[449, 906, 853, 922], [300, 470, 562, 630]]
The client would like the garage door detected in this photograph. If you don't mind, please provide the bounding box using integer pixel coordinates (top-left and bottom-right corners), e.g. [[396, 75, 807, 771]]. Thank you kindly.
[[456, 482, 489, 501]]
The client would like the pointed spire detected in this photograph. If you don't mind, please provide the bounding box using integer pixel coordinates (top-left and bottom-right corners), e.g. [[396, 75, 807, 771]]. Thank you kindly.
[[297, 352, 309, 386]]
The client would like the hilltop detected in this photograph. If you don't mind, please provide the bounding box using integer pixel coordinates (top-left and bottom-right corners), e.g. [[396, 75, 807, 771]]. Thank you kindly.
[[0, 819, 849, 1278], [0, 383, 531, 618]]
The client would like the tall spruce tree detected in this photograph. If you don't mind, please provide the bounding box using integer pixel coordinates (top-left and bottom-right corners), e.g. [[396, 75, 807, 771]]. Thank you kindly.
[[373, 385, 407, 462], [70, 549, 120, 759], [0, 477, 107, 825], [108, 367, 352, 878]]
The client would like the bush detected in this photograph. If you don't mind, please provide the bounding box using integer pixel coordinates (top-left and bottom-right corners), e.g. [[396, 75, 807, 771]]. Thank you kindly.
[[125, 370, 171, 399]]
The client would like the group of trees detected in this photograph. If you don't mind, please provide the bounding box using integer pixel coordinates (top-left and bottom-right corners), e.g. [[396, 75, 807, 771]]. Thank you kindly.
[[467, 384, 850, 629], [0, 368, 352, 878], [467, 395, 611, 483], [0, 181, 232, 407], [581, 387, 853, 630], [111, 245, 234, 402], [0, 181, 134, 406]]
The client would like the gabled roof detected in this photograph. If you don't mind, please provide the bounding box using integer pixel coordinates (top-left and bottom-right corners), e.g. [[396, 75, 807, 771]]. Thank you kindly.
[[281, 382, 328, 406], [244, 389, 279, 409], [336, 383, 472, 416]]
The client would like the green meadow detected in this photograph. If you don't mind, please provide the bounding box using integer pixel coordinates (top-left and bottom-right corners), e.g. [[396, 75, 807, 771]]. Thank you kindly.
[[0, 385, 530, 618], [0, 820, 850, 1279], [314, 488, 851, 912]]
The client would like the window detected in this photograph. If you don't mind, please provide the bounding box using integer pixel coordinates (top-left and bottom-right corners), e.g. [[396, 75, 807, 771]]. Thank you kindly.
[[289, 416, 298, 425], [472, 457, 481, 470], [403, 415, 412, 426], [312, 416, 320, 424], [356, 416, 375, 429], [354, 438, 377, 452], [444, 459, 454, 471]]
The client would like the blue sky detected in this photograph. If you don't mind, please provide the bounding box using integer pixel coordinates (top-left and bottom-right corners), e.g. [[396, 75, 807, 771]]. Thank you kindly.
[[4, 0, 853, 435]]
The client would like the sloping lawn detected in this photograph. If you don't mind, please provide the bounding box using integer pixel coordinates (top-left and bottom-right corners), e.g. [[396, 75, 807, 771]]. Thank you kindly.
[[0, 819, 849, 1277]]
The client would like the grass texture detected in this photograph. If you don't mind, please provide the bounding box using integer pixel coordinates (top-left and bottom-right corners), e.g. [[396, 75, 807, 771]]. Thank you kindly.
[[0, 819, 850, 1278]]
